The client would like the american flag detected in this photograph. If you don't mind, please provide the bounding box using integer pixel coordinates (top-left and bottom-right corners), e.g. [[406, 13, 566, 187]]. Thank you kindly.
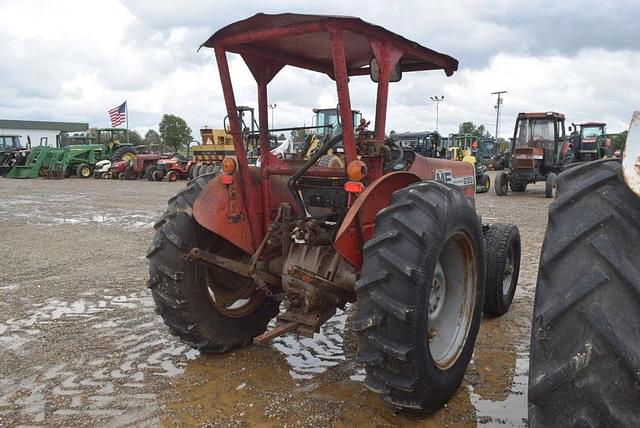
[[108, 101, 127, 127]]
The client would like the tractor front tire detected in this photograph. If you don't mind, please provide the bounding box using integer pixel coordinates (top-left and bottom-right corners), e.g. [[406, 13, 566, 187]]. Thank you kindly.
[[544, 172, 557, 198], [529, 159, 640, 426], [495, 171, 508, 196], [354, 180, 485, 413], [76, 163, 92, 178], [167, 171, 178, 182], [483, 224, 521, 317], [145, 165, 156, 181], [476, 173, 490, 193], [147, 175, 279, 352], [152, 170, 164, 181]]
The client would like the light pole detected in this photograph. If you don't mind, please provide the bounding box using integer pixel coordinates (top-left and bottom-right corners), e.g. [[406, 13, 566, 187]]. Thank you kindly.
[[430, 96, 445, 132], [491, 91, 507, 139], [268, 103, 277, 129]]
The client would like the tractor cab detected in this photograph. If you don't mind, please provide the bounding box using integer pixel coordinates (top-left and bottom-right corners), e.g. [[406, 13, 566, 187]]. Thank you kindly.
[[392, 131, 442, 157], [495, 112, 569, 197]]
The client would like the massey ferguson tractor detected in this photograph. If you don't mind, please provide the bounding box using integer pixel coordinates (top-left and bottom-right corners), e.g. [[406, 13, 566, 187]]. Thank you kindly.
[[147, 13, 522, 413], [495, 112, 572, 198], [528, 115, 640, 426]]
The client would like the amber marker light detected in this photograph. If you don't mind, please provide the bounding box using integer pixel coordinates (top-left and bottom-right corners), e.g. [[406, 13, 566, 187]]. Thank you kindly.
[[222, 157, 237, 175], [346, 159, 367, 182]]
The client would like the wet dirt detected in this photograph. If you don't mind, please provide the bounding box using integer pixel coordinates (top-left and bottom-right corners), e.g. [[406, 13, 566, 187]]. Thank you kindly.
[[0, 172, 550, 426]]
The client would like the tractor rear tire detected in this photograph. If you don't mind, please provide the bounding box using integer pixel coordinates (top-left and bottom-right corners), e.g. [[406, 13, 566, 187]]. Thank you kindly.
[[510, 181, 527, 192], [145, 165, 156, 181], [76, 163, 92, 178], [544, 172, 557, 198], [111, 146, 137, 162], [147, 174, 280, 353], [495, 171, 508, 196], [528, 159, 640, 427], [483, 224, 521, 317], [354, 180, 485, 413]]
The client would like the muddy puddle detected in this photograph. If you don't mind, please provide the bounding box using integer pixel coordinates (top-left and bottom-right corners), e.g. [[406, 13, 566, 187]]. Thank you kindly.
[[0, 194, 157, 229], [161, 307, 529, 427]]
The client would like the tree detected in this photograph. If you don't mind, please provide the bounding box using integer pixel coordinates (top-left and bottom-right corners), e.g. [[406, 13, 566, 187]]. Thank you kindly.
[[144, 129, 161, 146], [611, 130, 628, 151], [458, 122, 492, 138], [127, 130, 143, 146], [159, 114, 193, 153]]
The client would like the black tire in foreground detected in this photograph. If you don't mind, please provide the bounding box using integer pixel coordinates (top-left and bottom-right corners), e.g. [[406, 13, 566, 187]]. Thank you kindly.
[[147, 175, 280, 353], [495, 171, 508, 196], [354, 180, 486, 413], [483, 223, 521, 316], [529, 159, 640, 427]]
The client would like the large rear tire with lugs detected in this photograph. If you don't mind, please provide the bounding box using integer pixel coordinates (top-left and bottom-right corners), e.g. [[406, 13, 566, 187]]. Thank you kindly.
[[528, 159, 640, 427], [354, 180, 485, 413], [147, 175, 280, 353]]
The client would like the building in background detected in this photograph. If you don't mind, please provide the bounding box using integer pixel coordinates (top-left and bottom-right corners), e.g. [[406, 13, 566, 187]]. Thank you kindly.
[[0, 119, 89, 147]]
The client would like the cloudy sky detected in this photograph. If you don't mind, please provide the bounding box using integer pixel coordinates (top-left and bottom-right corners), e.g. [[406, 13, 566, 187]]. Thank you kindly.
[[0, 0, 638, 139]]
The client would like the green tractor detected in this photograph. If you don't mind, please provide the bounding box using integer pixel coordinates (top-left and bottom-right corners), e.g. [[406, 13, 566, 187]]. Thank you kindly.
[[446, 133, 491, 193], [0, 135, 29, 177], [7, 128, 136, 178]]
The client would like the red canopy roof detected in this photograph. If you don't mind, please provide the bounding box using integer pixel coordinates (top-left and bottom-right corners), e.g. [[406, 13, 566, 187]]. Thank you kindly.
[[201, 13, 458, 77]]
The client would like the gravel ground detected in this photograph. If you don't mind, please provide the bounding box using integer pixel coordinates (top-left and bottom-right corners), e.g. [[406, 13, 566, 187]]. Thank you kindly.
[[0, 172, 551, 427]]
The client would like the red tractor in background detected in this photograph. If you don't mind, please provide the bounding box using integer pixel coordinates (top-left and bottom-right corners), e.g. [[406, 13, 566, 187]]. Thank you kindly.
[[150, 156, 195, 181], [110, 153, 167, 180], [147, 13, 522, 413], [495, 112, 572, 198]]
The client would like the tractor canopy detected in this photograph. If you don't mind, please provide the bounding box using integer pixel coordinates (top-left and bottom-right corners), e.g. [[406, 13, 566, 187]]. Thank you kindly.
[[199, 13, 462, 253]]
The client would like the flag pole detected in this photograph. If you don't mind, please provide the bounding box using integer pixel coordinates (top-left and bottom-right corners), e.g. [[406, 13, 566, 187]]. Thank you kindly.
[[125, 100, 130, 144]]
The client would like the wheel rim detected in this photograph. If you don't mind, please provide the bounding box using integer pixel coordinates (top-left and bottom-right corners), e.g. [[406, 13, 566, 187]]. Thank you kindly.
[[81, 166, 90, 177], [427, 232, 477, 370], [122, 152, 135, 161], [202, 243, 266, 318], [502, 244, 515, 295]]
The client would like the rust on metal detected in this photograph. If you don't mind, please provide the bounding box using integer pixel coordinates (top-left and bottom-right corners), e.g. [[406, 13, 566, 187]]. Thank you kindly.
[[622, 111, 640, 197], [253, 322, 299, 345]]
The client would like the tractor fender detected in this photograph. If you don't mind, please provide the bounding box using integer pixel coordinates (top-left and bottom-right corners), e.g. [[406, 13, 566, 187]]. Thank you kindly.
[[334, 172, 421, 269], [334, 157, 476, 270], [192, 168, 298, 254]]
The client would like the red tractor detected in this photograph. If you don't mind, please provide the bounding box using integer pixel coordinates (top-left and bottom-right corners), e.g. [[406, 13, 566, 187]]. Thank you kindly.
[[148, 13, 522, 413], [150, 157, 195, 181], [495, 112, 573, 198], [110, 153, 166, 180]]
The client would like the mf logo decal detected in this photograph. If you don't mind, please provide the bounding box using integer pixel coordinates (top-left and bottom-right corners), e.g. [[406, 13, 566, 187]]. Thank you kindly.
[[435, 169, 475, 187]]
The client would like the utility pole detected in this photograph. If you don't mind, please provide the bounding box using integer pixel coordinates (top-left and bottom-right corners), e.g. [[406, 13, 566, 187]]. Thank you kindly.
[[268, 103, 277, 129], [430, 96, 445, 132], [492, 91, 507, 139]]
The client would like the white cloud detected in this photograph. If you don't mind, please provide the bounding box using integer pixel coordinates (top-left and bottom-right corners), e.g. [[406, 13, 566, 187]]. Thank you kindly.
[[0, 0, 638, 138]]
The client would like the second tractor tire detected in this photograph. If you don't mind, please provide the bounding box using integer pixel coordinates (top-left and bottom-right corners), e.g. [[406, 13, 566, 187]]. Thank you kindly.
[[483, 223, 521, 316], [354, 180, 486, 413]]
